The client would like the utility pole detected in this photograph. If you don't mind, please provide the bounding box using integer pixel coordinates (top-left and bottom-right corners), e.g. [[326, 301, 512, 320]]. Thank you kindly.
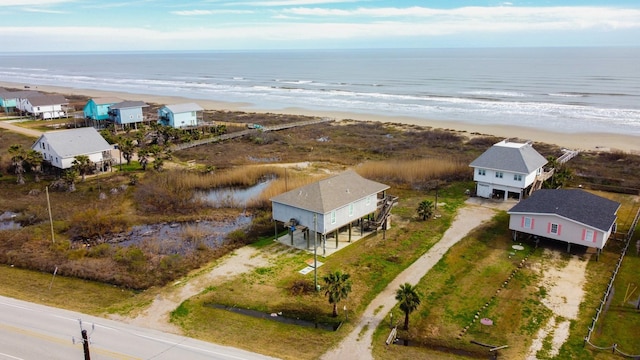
[[314, 213, 318, 292], [46, 186, 55, 244], [74, 319, 94, 360]]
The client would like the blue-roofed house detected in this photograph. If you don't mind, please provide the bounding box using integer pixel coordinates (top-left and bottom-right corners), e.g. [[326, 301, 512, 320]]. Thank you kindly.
[[157, 103, 203, 129], [83, 97, 122, 121], [507, 189, 620, 253], [469, 139, 548, 200], [108, 100, 149, 126], [31, 127, 114, 170]]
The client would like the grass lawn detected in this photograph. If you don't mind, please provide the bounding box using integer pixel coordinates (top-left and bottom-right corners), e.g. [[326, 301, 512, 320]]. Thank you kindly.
[[0, 264, 150, 316], [370, 192, 640, 360], [168, 183, 470, 359]]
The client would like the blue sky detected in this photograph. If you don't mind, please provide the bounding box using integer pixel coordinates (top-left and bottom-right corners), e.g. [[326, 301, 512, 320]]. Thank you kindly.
[[1, 0, 639, 52]]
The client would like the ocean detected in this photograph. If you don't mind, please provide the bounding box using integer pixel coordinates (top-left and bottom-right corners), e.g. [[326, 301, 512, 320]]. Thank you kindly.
[[1, 47, 639, 135]]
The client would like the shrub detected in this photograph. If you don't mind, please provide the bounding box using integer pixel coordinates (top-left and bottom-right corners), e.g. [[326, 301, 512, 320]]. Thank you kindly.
[[290, 279, 316, 295]]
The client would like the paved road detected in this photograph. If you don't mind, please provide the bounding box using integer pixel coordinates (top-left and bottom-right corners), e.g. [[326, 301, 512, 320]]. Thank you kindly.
[[322, 203, 498, 360], [0, 295, 278, 360]]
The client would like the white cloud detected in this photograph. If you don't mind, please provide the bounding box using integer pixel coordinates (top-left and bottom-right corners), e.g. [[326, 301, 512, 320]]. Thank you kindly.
[[22, 7, 66, 13], [171, 9, 254, 15], [232, 0, 360, 6], [0, 0, 72, 5]]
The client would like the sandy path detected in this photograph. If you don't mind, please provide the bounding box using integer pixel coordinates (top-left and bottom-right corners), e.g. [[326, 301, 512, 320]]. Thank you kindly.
[[321, 203, 497, 360], [525, 250, 589, 359], [123, 246, 273, 333], [0, 119, 43, 138]]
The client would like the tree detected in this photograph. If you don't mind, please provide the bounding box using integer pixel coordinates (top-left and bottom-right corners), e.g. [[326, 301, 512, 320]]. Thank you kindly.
[[416, 200, 434, 221], [395, 283, 421, 330], [25, 149, 43, 183], [72, 155, 93, 182], [138, 149, 149, 171], [63, 168, 78, 192], [8, 144, 26, 185], [118, 138, 135, 165], [323, 270, 352, 317]]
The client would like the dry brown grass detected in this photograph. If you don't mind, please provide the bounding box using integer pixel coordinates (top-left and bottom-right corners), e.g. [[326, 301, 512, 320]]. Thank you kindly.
[[355, 158, 471, 188]]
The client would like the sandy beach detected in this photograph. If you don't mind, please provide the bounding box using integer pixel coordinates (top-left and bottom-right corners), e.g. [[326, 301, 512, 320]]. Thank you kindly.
[[2, 81, 638, 153]]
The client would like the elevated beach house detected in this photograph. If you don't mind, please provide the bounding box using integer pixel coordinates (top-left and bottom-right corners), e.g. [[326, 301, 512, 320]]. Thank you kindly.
[[469, 139, 548, 200], [508, 189, 620, 256], [83, 97, 123, 121], [108, 100, 149, 127], [270, 170, 394, 250], [0, 89, 42, 115], [31, 127, 113, 171], [17, 94, 68, 119], [157, 103, 203, 129]]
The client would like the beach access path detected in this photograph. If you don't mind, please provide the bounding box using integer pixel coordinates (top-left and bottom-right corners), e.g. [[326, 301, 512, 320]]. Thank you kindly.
[[321, 199, 505, 360]]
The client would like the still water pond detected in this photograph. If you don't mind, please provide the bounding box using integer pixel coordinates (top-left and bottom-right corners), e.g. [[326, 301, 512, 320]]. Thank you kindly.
[[0, 211, 21, 230], [196, 180, 272, 208]]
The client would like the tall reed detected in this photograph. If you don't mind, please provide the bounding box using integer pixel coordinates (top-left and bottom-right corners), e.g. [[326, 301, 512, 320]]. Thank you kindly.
[[355, 158, 471, 187]]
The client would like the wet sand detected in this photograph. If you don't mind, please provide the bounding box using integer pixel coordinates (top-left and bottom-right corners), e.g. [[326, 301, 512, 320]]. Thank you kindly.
[[2, 81, 638, 153]]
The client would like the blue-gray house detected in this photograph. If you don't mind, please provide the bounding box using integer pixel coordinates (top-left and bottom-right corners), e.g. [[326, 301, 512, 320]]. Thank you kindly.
[[158, 103, 203, 129], [108, 101, 148, 126], [83, 97, 122, 121]]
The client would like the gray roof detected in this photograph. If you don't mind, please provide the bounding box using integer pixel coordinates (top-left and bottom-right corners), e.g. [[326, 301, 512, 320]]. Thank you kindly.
[[508, 189, 620, 231], [0, 90, 43, 100], [33, 127, 112, 158], [164, 103, 203, 114], [270, 170, 389, 214], [109, 100, 148, 110], [90, 97, 123, 105], [469, 140, 547, 174], [28, 94, 68, 106]]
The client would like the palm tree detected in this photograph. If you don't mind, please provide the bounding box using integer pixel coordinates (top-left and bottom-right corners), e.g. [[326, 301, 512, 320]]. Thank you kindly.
[[63, 168, 78, 192], [395, 283, 421, 330], [25, 149, 43, 183], [138, 149, 149, 171], [8, 144, 26, 185], [323, 270, 352, 317], [72, 155, 93, 182], [416, 200, 434, 221], [118, 138, 135, 165]]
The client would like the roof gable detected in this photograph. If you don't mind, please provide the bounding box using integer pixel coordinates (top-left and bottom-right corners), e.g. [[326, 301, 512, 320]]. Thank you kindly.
[[33, 127, 112, 158], [270, 170, 389, 213], [90, 97, 123, 105], [470, 139, 547, 174], [109, 100, 148, 110], [508, 189, 620, 231]]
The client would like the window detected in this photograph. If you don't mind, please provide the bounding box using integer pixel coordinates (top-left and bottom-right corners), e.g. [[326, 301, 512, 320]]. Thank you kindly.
[[514, 174, 522, 181], [366, 196, 371, 205], [331, 211, 336, 224], [495, 172, 503, 179], [550, 223, 559, 234], [522, 216, 534, 229], [478, 169, 486, 176], [349, 204, 354, 216], [584, 229, 595, 242]]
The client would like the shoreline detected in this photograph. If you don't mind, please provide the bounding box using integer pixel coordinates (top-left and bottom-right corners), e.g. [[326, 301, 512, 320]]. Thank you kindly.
[[2, 81, 639, 153]]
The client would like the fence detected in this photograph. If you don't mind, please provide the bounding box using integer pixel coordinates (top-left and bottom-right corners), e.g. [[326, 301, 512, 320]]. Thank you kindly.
[[584, 206, 640, 358]]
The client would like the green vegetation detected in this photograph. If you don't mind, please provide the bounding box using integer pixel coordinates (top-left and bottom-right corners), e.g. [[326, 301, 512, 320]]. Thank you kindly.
[[395, 283, 422, 330]]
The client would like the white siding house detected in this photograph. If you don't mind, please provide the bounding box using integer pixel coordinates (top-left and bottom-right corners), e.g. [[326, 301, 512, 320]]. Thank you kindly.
[[508, 189, 620, 253], [271, 170, 391, 248], [157, 103, 203, 129], [17, 94, 68, 119], [469, 139, 548, 200], [31, 127, 113, 170]]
